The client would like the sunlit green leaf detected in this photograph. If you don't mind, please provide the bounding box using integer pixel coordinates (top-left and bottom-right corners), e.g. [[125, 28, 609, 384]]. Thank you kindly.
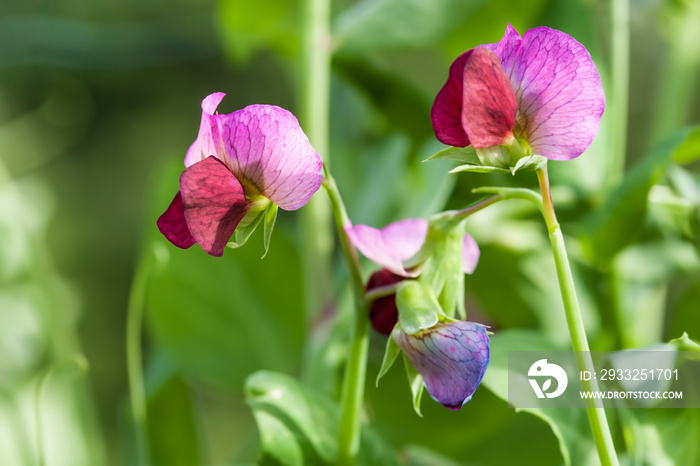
[[262, 204, 278, 259], [423, 146, 479, 164]]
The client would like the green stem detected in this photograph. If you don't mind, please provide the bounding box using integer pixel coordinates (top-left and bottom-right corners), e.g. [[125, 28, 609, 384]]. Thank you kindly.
[[536, 166, 619, 466], [299, 0, 333, 322], [126, 246, 156, 465], [322, 174, 368, 466], [34, 366, 54, 466], [609, 0, 629, 189]]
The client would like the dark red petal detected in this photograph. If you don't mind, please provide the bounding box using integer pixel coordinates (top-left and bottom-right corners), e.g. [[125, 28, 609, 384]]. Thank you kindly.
[[431, 50, 473, 147], [180, 156, 248, 257], [367, 269, 405, 336], [461, 47, 517, 148], [157, 191, 196, 249]]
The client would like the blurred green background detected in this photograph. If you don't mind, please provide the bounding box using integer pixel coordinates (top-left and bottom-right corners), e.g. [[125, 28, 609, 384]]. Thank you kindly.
[[1, 0, 700, 464]]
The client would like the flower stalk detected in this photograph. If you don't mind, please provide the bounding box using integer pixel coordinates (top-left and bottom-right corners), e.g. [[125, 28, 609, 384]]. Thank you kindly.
[[322, 172, 369, 465], [536, 166, 619, 466]]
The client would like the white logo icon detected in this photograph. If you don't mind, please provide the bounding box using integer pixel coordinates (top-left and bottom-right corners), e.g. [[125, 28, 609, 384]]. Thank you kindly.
[[528, 359, 568, 399]]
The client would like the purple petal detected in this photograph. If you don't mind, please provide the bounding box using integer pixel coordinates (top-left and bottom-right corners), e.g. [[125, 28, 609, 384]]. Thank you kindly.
[[157, 191, 196, 250], [179, 156, 248, 257], [460, 47, 518, 148], [346, 219, 428, 277], [393, 321, 490, 409], [462, 232, 480, 274], [485, 25, 605, 160], [184, 92, 226, 168], [431, 50, 473, 147]]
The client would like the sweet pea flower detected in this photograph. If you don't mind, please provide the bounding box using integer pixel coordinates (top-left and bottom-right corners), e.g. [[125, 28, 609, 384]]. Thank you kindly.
[[348, 218, 489, 409], [347, 218, 479, 334], [393, 321, 489, 410], [157, 93, 323, 256], [431, 25, 605, 168]]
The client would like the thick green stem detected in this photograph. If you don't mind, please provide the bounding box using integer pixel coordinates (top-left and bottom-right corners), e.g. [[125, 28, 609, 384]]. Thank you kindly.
[[299, 0, 333, 322], [126, 246, 156, 465], [609, 0, 629, 189], [322, 174, 368, 466], [536, 166, 619, 466]]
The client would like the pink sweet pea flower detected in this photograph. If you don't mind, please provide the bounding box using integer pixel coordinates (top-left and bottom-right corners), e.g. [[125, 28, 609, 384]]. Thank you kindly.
[[347, 218, 479, 335], [157, 93, 323, 256], [431, 25, 605, 164]]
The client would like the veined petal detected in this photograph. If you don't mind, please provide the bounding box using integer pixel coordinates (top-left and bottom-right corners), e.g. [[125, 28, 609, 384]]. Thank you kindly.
[[486, 25, 605, 160], [460, 47, 517, 148], [393, 321, 490, 410], [431, 50, 473, 147], [179, 156, 247, 257], [462, 232, 480, 275], [216, 103, 322, 210], [346, 219, 428, 277], [157, 191, 196, 250], [184, 92, 226, 167]]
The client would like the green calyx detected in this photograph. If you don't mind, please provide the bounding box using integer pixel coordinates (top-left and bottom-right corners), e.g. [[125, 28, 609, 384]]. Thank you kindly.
[[227, 195, 279, 257]]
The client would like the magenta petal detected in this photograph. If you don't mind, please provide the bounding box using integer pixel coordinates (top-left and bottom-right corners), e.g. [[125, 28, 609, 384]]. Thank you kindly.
[[346, 219, 428, 277], [184, 92, 227, 168], [393, 321, 490, 410], [157, 191, 196, 249], [462, 232, 480, 275], [431, 50, 473, 147], [461, 47, 517, 148], [487, 25, 605, 160], [179, 156, 247, 257]]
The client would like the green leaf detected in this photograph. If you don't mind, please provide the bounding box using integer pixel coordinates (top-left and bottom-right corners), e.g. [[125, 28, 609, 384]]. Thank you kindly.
[[246, 371, 402, 465], [672, 126, 700, 164], [580, 127, 698, 265], [376, 336, 400, 387], [146, 374, 201, 465], [395, 281, 440, 335], [449, 164, 511, 174], [423, 146, 479, 164], [262, 204, 278, 258], [670, 332, 700, 352], [334, 0, 486, 54], [147, 225, 305, 390], [481, 330, 598, 466], [253, 410, 304, 466], [404, 354, 424, 417]]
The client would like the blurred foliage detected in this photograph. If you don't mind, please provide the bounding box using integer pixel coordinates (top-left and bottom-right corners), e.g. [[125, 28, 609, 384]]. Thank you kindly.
[[1, 0, 700, 465]]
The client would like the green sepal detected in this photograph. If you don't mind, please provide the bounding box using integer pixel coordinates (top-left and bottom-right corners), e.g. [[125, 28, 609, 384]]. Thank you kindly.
[[395, 281, 440, 335], [227, 209, 265, 249], [423, 146, 479, 164], [376, 333, 401, 387], [449, 164, 510, 174], [404, 354, 424, 417], [418, 215, 466, 318], [262, 203, 279, 258]]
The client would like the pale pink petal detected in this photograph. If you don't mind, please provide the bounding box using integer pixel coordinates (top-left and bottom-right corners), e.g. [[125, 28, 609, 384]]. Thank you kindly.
[[179, 156, 248, 257], [462, 232, 480, 274], [184, 92, 226, 168], [346, 219, 428, 277], [212, 104, 323, 210], [486, 25, 605, 160]]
